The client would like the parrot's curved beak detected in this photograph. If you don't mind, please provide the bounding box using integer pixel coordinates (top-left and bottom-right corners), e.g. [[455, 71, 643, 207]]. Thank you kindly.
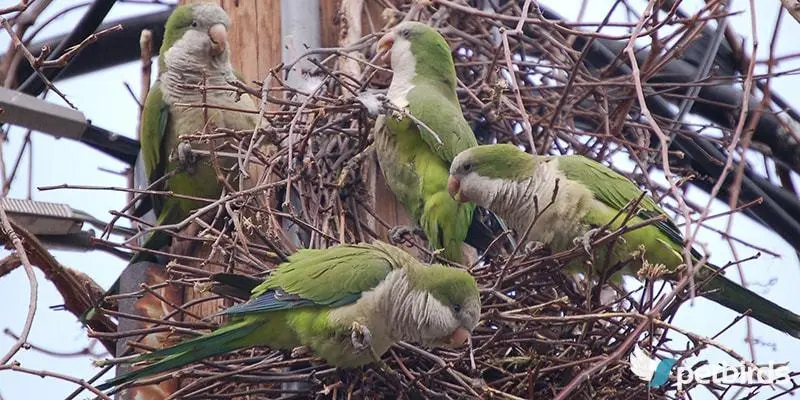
[[377, 32, 394, 62], [209, 23, 228, 57], [443, 326, 471, 348], [448, 175, 467, 203]]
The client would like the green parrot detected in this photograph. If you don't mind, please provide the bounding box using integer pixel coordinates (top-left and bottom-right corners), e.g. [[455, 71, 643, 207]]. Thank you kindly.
[[448, 143, 800, 338], [83, 3, 258, 321], [374, 22, 479, 263], [137, 2, 257, 257], [95, 241, 481, 391]]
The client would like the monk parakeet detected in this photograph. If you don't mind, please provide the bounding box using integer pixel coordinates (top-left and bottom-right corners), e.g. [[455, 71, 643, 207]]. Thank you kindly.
[[83, 3, 257, 321], [96, 241, 481, 391], [138, 3, 256, 255], [448, 144, 800, 338], [373, 22, 479, 263]]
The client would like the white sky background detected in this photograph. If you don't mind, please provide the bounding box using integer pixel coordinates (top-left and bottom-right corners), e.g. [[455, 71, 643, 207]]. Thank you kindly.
[[0, 0, 799, 399]]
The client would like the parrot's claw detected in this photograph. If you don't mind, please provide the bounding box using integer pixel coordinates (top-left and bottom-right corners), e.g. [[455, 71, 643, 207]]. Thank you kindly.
[[574, 228, 602, 254], [350, 322, 373, 352], [175, 141, 198, 174], [388, 225, 426, 246]]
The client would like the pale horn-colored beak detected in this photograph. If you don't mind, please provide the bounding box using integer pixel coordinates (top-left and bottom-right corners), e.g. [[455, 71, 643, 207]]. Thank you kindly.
[[444, 327, 471, 348], [208, 23, 228, 57], [376, 32, 394, 62], [448, 175, 465, 202]]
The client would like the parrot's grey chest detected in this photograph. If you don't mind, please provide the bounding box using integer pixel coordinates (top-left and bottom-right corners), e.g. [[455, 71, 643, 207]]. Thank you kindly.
[[162, 75, 256, 152], [324, 270, 401, 364], [487, 161, 593, 250], [324, 268, 458, 366]]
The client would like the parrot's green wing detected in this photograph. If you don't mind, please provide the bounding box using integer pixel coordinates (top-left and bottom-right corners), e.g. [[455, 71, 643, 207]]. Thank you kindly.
[[223, 242, 413, 315], [557, 155, 689, 251], [406, 87, 478, 162], [140, 82, 170, 214]]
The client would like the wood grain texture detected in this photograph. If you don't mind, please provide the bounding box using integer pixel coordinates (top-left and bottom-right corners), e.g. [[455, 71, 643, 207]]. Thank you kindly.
[[319, 0, 340, 47]]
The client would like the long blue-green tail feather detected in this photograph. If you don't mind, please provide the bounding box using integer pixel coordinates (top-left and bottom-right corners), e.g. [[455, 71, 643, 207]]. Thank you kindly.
[[96, 320, 259, 391], [420, 191, 474, 263], [703, 273, 800, 338]]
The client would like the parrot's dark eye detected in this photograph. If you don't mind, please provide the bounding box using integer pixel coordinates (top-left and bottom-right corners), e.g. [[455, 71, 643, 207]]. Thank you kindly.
[[462, 163, 472, 172], [191, 21, 199, 27], [453, 304, 462, 313], [400, 29, 410, 38]]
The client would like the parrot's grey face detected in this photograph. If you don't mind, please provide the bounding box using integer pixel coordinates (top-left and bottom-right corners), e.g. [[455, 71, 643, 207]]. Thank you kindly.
[[448, 149, 495, 207], [412, 266, 481, 349], [414, 293, 480, 349], [449, 144, 536, 206], [439, 295, 481, 348], [163, 3, 231, 72]]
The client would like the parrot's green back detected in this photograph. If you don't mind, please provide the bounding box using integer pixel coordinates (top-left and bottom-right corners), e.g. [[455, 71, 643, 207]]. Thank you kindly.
[[376, 22, 477, 262], [250, 241, 416, 303], [558, 155, 800, 336], [556, 156, 800, 335]]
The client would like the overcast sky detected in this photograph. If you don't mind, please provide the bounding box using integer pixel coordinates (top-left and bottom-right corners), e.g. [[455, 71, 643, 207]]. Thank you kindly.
[[1, 1, 799, 399]]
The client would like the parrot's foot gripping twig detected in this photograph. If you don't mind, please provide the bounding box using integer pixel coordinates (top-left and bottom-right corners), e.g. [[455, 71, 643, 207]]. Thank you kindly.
[[388, 225, 426, 246], [574, 228, 602, 255], [350, 322, 373, 352], [174, 141, 199, 174]]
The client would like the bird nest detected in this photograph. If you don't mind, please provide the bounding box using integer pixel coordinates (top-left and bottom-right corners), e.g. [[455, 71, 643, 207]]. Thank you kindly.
[[8, 1, 796, 399]]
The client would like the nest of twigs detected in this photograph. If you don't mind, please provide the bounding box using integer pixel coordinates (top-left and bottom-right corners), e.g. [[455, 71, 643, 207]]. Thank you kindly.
[[75, 1, 800, 399]]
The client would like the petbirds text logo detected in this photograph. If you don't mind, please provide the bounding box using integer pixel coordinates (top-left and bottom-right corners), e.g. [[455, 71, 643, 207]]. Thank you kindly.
[[628, 345, 790, 390]]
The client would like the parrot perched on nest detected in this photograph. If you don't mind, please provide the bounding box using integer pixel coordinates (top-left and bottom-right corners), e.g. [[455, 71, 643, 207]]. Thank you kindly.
[[373, 21, 484, 263], [447, 143, 800, 338], [96, 241, 481, 391], [83, 3, 258, 321]]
